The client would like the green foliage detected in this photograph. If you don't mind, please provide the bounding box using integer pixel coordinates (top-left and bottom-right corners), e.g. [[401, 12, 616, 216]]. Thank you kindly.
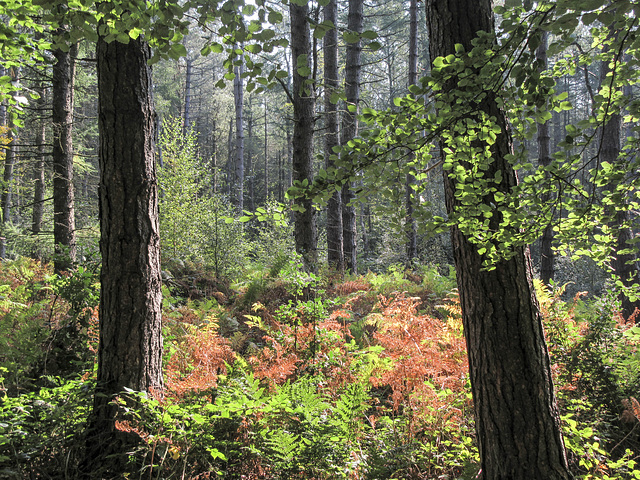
[[158, 117, 246, 280], [0, 374, 94, 478]]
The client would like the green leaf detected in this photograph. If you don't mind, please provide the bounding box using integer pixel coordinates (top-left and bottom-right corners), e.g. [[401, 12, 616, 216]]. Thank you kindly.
[[168, 43, 187, 60], [361, 30, 377, 40], [268, 10, 283, 23], [343, 31, 360, 43]]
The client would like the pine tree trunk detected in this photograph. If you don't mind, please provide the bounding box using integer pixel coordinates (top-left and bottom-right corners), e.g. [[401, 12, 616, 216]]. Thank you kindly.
[[1, 115, 15, 260], [32, 85, 47, 238], [425, 1, 571, 478], [324, 0, 344, 273], [405, 0, 419, 267], [83, 35, 163, 477], [52, 42, 78, 272], [183, 53, 193, 135], [233, 50, 245, 212], [341, 0, 363, 274], [264, 100, 269, 201], [536, 31, 555, 286], [290, 0, 318, 271], [598, 46, 640, 321], [247, 98, 255, 211]]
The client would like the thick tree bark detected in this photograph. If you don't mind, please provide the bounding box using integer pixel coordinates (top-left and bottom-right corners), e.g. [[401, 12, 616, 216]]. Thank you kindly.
[[597, 47, 640, 321], [290, 0, 318, 271], [84, 35, 163, 476], [425, 1, 571, 479], [405, 0, 419, 267], [52, 42, 78, 272], [233, 50, 245, 213], [341, 0, 363, 274], [324, 0, 344, 273], [536, 31, 555, 286]]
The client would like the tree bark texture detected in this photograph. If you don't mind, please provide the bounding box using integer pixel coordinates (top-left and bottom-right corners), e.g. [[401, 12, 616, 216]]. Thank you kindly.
[[324, 0, 344, 273], [425, 1, 571, 479], [84, 35, 163, 476], [341, 0, 363, 274], [233, 50, 245, 213], [290, 0, 318, 271], [405, 0, 419, 267], [183, 53, 193, 135], [598, 48, 640, 322], [536, 31, 555, 286], [263, 100, 268, 202], [32, 85, 47, 237], [52, 42, 78, 272]]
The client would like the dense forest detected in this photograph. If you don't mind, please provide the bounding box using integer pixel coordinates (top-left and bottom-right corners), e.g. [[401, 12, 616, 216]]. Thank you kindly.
[[1, 0, 640, 478]]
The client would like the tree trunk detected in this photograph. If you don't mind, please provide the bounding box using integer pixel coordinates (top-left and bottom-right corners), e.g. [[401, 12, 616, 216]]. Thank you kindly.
[[52, 42, 78, 272], [290, 0, 318, 271], [233, 49, 245, 213], [264, 100, 269, 201], [32, 85, 47, 238], [183, 52, 193, 135], [598, 51, 640, 321], [247, 97, 255, 211], [211, 117, 218, 194], [425, 1, 571, 478], [341, 0, 363, 274], [83, 35, 163, 477], [536, 31, 555, 286], [405, 0, 419, 267], [227, 117, 234, 197], [324, 0, 344, 273]]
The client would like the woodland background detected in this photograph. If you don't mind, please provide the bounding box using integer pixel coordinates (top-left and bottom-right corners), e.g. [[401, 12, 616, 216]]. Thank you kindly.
[[1, 0, 640, 478]]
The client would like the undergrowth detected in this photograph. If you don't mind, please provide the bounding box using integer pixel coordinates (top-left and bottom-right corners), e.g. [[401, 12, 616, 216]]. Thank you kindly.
[[1, 259, 639, 479]]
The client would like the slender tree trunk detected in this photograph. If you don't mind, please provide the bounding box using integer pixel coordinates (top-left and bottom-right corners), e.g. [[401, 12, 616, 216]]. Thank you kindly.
[[324, 0, 344, 272], [211, 117, 218, 194], [52, 42, 78, 272], [247, 98, 255, 211], [537, 31, 555, 286], [32, 85, 47, 238], [227, 117, 234, 197], [233, 49, 245, 212], [1, 116, 15, 259], [405, 0, 419, 267], [425, 1, 571, 478], [264, 100, 269, 201], [341, 0, 363, 274], [183, 53, 193, 135], [287, 124, 293, 189], [290, 1, 318, 271], [83, 34, 163, 477]]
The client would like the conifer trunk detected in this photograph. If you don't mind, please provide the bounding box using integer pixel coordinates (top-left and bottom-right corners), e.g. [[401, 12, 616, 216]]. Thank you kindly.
[[84, 34, 163, 477], [405, 0, 419, 267], [32, 85, 47, 238], [425, 1, 571, 478], [233, 49, 245, 213], [324, 0, 344, 272], [290, 0, 318, 271], [536, 31, 555, 286], [341, 0, 363, 274], [52, 42, 78, 272]]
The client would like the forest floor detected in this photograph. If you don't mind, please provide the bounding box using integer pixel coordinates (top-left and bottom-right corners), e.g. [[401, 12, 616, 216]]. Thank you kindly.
[[1, 257, 639, 479]]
